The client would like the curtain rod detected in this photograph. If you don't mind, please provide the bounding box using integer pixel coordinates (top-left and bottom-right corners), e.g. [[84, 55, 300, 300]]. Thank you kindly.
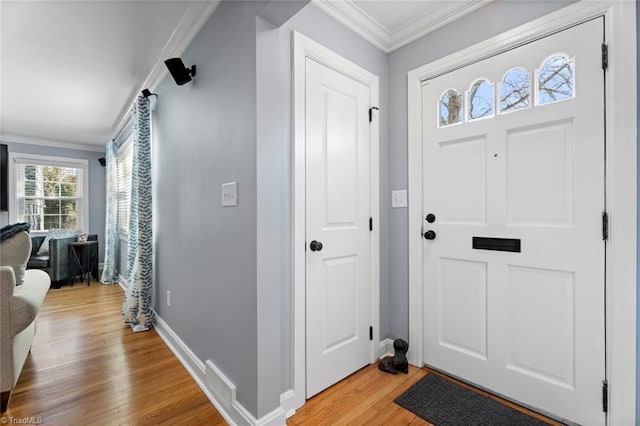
[[112, 109, 133, 145], [111, 90, 157, 145]]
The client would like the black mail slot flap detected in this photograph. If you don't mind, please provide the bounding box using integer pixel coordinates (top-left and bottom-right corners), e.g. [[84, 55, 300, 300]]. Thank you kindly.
[[472, 237, 521, 253]]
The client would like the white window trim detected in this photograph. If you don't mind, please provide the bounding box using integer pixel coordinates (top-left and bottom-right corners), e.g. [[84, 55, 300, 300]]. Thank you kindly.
[[407, 1, 635, 424], [8, 152, 89, 233]]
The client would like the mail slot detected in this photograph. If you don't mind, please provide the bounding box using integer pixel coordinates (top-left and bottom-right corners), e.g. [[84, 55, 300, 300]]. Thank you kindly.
[[472, 237, 521, 253]]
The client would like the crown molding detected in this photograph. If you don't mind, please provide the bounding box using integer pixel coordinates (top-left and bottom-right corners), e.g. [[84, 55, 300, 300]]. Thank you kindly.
[[390, 0, 494, 51], [110, 0, 222, 140], [0, 133, 105, 153], [312, 0, 391, 52], [314, 0, 493, 53]]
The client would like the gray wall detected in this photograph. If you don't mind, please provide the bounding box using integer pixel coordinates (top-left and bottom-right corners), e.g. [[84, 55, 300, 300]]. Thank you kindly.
[[153, 0, 261, 415], [386, 0, 573, 340], [152, 0, 387, 418], [0, 141, 106, 262]]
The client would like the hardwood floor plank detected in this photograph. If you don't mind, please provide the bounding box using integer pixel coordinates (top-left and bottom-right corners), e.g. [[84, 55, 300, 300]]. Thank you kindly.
[[4, 282, 563, 425], [3, 283, 224, 425], [288, 364, 561, 426]]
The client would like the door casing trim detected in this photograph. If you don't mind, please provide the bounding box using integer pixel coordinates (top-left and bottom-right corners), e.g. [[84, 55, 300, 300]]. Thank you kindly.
[[291, 31, 380, 411], [407, 2, 636, 424]]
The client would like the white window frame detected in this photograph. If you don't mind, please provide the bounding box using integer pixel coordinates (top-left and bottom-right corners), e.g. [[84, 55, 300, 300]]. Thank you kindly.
[[9, 152, 89, 234]]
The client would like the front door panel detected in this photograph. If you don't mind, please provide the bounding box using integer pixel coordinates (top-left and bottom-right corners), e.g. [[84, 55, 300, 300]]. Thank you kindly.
[[422, 19, 605, 425]]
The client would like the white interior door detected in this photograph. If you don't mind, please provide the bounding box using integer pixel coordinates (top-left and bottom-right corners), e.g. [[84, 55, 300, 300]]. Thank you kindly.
[[305, 57, 373, 398], [421, 19, 605, 424]]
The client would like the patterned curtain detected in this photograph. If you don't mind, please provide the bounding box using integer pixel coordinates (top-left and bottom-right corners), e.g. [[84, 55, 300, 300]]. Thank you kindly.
[[100, 141, 119, 284], [122, 95, 155, 332]]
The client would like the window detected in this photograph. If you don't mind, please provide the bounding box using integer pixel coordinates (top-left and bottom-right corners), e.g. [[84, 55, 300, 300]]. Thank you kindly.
[[116, 140, 133, 236], [467, 79, 494, 121], [11, 154, 88, 232], [499, 67, 531, 113], [436, 51, 578, 129], [439, 89, 463, 127], [537, 54, 575, 105]]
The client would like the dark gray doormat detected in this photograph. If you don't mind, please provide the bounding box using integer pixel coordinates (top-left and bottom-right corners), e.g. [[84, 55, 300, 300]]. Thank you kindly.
[[394, 373, 551, 426]]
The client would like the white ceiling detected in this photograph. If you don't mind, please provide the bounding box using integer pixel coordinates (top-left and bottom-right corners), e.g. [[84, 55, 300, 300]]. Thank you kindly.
[[0, 0, 219, 151], [0, 0, 489, 152]]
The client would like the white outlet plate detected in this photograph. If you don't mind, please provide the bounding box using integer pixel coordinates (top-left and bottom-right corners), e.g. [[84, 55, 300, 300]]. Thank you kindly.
[[392, 189, 407, 208], [222, 181, 237, 207], [166, 290, 171, 307]]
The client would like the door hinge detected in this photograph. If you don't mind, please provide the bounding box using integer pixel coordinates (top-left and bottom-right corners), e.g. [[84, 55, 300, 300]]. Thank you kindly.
[[602, 211, 609, 241], [369, 326, 373, 341], [369, 106, 379, 123], [369, 217, 373, 231], [602, 43, 608, 71], [602, 380, 609, 412]]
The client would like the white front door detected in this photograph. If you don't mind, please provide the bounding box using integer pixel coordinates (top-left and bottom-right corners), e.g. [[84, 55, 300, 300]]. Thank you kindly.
[[304, 57, 374, 398], [422, 19, 605, 424]]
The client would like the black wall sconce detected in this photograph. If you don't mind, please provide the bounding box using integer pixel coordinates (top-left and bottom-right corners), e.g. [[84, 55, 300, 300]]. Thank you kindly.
[[164, 58, 196, 86]]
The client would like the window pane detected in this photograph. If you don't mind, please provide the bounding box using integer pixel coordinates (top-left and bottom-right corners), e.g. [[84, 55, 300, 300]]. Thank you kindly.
[[439, 89, 463, 127], [60, 167, 77, 184], [61, 215, 77, 229], [61, 199, 77, 215], [22, 199, 44, 231], [44, 181, 60, 197], [468, 79, 494, 120], [500, 67, 531, 113], [61, 182, 77, 197], [44, 215, 61, 230], [15, 160, 84, 231], [43, 199, 60, 215], [24, 180, 39, 196], [116, 142, 134, 235], [538, 54, 574, 105]]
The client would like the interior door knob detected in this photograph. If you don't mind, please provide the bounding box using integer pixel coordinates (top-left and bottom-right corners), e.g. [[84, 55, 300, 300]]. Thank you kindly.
[[423, 230, 436, 240], [309, 240, 323, 251], [426, 213, 436, 223]]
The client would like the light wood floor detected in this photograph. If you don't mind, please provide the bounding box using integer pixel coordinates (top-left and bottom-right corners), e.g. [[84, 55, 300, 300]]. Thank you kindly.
[[288, 365, 561, 426], [5, 282, 560, 425], [4, 282, 225, 425]]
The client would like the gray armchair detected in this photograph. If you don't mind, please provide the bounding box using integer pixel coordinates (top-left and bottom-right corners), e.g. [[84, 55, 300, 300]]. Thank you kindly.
[[27, 234, 98, 286]]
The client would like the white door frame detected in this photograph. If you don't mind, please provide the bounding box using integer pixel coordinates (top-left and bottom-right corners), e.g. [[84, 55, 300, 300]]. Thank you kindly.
[[291, 31, 380, 411], [407, 2, 636, 424]]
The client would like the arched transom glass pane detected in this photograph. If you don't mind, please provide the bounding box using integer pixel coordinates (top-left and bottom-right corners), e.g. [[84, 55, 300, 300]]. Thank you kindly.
[[537, 54, 575, 105], [500, 67, 531, 113], [439, 89, 463, 127], [467, 79, 494, 121]]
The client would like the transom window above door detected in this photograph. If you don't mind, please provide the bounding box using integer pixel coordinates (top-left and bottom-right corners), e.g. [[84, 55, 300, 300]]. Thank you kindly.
[[438, 53, 575, 128]]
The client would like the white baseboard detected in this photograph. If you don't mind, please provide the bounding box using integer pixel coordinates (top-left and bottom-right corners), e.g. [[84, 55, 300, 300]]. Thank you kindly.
[[154, 313, 287, 425], [379, 338, 394, 358], [280, 389, 296, 418]]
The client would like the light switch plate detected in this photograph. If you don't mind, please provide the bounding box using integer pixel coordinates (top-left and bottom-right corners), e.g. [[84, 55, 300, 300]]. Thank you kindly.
[[391, 190, 407, 208], [222, 181, 237, 207]]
